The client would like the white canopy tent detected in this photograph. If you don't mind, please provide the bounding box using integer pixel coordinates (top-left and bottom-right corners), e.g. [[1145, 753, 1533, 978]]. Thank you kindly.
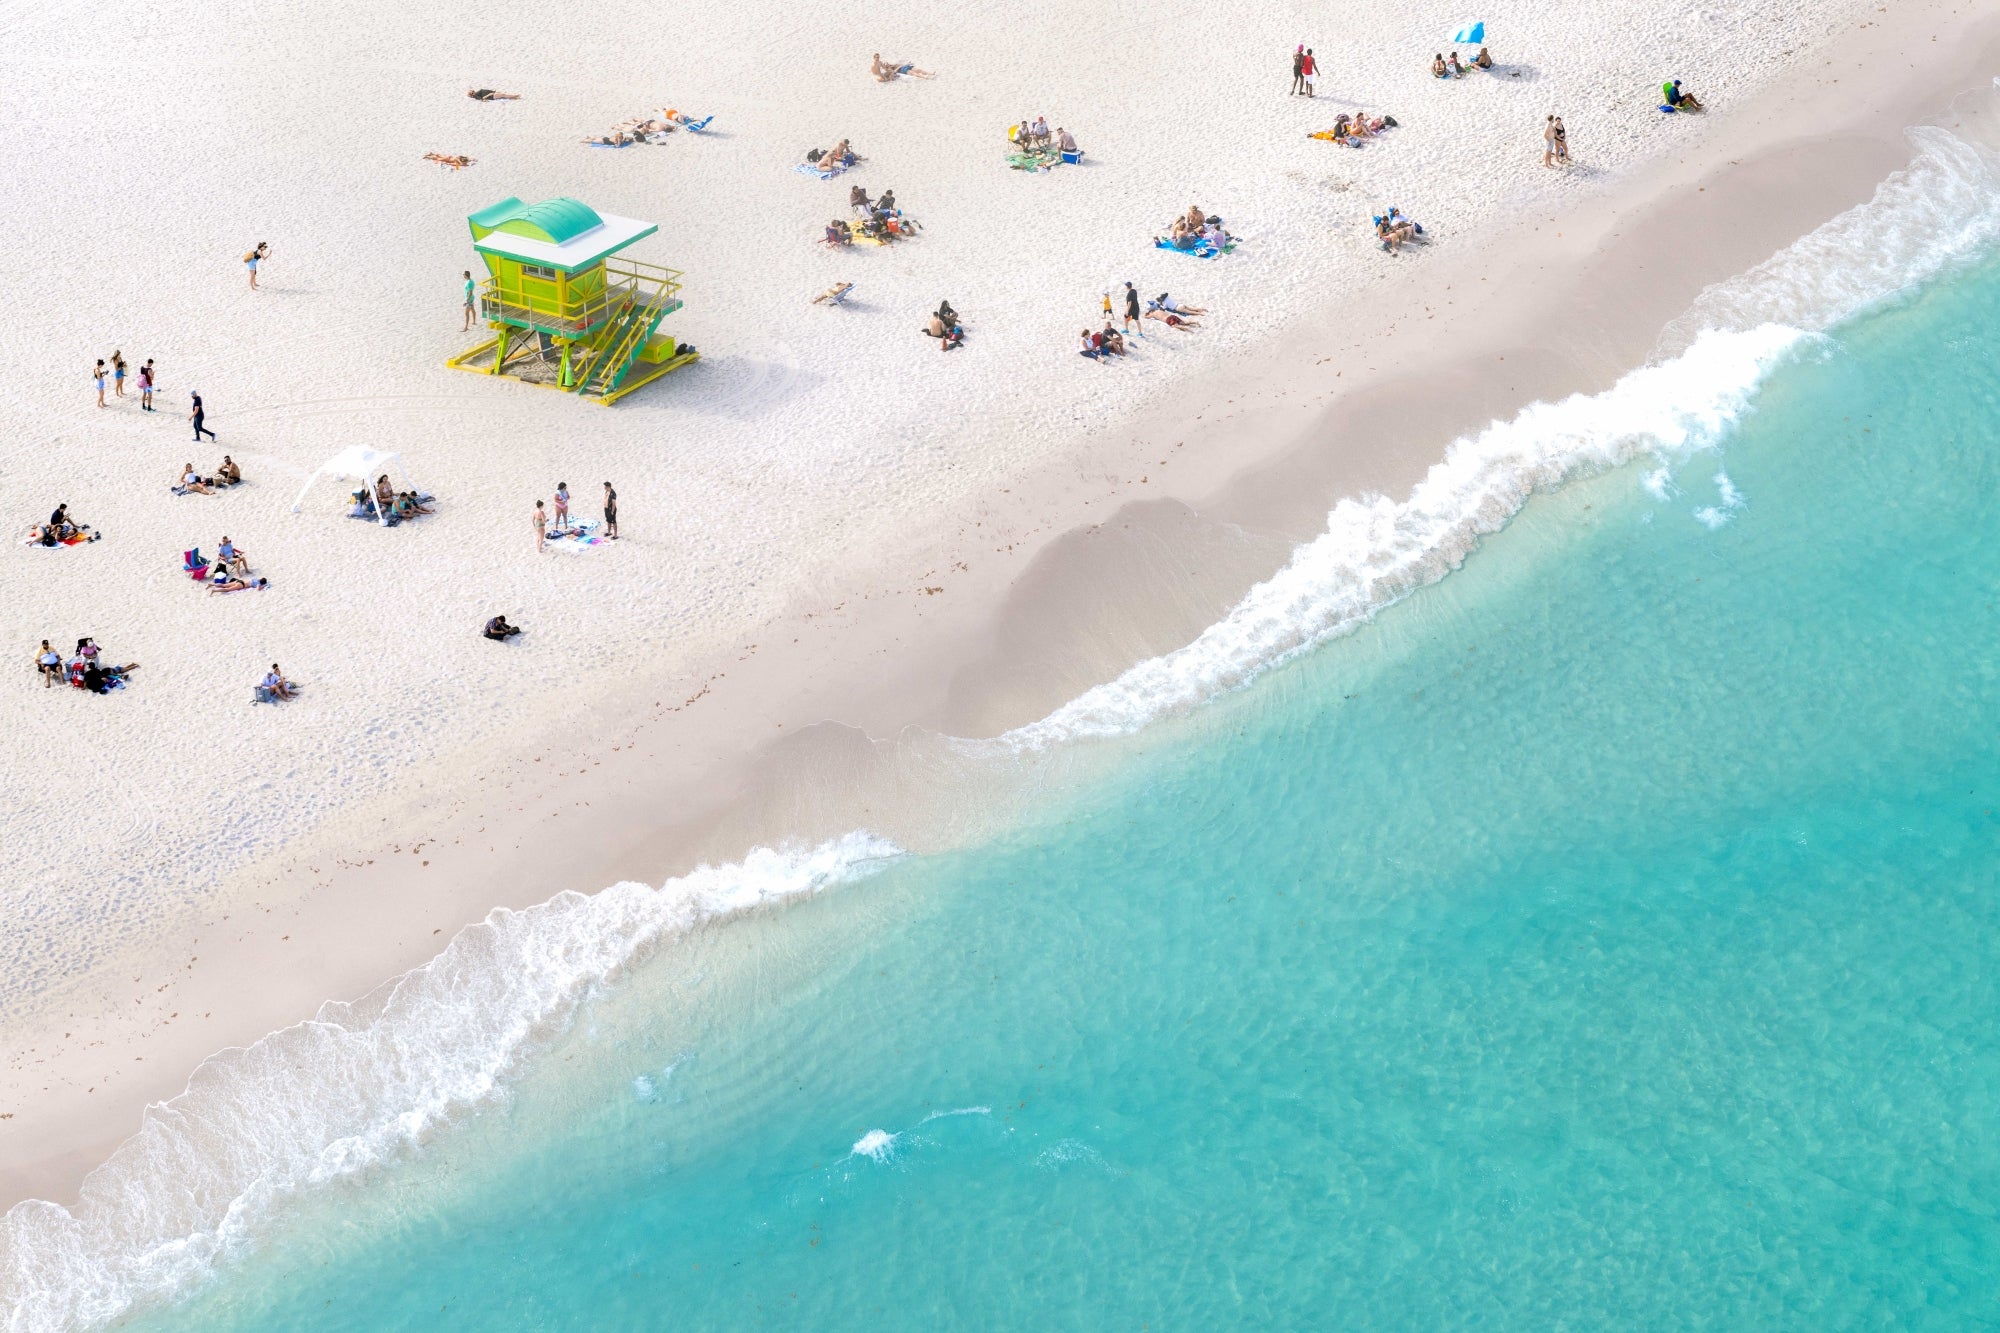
[[291, 446, 419, 526]]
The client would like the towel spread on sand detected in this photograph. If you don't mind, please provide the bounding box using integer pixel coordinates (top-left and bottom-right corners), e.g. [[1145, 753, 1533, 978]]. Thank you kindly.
[[796, 162, 847, 179], [546, 519, 609, 552], [24, 530, 95, 546], [1156, 237, 1235, 259]]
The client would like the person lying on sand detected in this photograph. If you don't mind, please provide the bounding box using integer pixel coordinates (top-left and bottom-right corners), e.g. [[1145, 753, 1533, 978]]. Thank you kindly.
[[423, 153, 476, 169], [208, 571, 268, 594], [1474, 47, 1494, 69], [467, 89, 521, 100], [872, 54, 935, 81], [1151, 294, 1208, 315], [178, 464, 213, 495], [1144, 308, 1201, 330], [581, 129, 634, 147], [1431, 54, 1449, 78], [484, 615, 523, 641]]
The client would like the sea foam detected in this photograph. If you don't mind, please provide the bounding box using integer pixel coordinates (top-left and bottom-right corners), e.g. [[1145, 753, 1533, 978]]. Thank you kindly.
[[0, 834, 898, 1332]]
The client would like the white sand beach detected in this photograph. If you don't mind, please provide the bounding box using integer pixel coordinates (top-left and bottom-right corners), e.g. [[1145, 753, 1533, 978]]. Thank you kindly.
[[5, 0, 1991, 1276]]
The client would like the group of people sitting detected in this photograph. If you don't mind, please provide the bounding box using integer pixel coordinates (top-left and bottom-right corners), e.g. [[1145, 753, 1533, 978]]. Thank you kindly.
[[1160, 205, 1235, 253], [1078, 323, 1128, 361], [27, 503, 96, 546], [923, 300, 965, 351], [348, 473, 435, 524], [580, 109, 709, 148], [825, 185, 919, 245], [1431, 46, 1495, 77], [185, 537, 269, 594], [1006, 117, 1081, 166], [871, 54, 934, 81], [175, 456, 242, 496], [1309, 111, 1395, 144], [804, 138, 862, 170], [1374, 206, 1426, 252], [254, 663, 298, 703], [34, 637, 137, 694]]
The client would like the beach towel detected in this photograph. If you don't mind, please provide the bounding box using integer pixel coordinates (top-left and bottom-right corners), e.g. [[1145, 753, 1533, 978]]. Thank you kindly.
[[679, 114, 714, 132], [1155, 238, 1233, 259], [796, 162, 846, 179], [812, 282, 854, 306], [24, 529, 96, 547], [546, 519, 610, 553]]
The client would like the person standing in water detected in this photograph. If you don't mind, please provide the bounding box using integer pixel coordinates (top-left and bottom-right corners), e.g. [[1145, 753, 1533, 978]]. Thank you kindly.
[[602, 481, 618, 539], [462, 270, 477, 331], [245, 242, 269, 290], [190, 390, 216, 441], [138, 359, 155, 411]]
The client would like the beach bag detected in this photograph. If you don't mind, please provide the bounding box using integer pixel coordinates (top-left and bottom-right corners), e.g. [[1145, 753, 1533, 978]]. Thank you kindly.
[[1383, 115, 1398, 127], [242, 250, 257, 263], [806, 147, 824, 162]]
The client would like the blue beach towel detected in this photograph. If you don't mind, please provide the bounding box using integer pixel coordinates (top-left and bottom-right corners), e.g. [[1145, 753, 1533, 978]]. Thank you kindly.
[[1155, 238, 1228, 259], [682, 115, 714, 132], [795, 162, 846, 179]]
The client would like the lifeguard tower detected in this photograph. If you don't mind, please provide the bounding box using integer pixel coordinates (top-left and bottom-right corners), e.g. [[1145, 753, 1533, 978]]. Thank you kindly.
[[448, 195, 696, 404]]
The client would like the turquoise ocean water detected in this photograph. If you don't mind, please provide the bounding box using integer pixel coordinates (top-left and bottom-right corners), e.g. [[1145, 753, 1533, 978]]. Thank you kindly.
[[4, 132, 1998, 1329], [111, 180, 2000, 1327]]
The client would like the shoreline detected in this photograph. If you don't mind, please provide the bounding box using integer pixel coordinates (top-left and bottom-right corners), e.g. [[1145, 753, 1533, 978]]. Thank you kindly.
[[5, 0, 1996, 1215]]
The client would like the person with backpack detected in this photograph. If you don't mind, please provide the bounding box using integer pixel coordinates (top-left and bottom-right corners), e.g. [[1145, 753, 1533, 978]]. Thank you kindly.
[[244, 242, 269, 290]]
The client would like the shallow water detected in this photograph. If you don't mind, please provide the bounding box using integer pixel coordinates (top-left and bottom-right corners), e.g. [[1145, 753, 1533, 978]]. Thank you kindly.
[[113, 216, 2000, 1330]]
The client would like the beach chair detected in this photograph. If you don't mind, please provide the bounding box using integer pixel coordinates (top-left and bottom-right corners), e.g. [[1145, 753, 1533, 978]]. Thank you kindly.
[[183, 548, 209, 581], [812, 282, 855, 306]]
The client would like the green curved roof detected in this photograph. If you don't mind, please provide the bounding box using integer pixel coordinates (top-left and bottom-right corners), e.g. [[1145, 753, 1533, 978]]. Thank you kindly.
[[468, 196, 604, 244]]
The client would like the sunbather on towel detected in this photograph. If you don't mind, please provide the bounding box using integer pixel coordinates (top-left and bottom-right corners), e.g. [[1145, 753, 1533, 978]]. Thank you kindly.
[[1151, 294, 1208, 315], [178, 464, 213, 495], [1144, 309, 1201, 330], [209, 571, 268, 594], [872, 54, 934, 81], [468, 89, 521, 100]]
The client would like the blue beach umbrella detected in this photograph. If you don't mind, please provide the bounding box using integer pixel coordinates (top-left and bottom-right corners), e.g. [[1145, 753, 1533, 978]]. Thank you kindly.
[[1452, 20, 1485, 43]]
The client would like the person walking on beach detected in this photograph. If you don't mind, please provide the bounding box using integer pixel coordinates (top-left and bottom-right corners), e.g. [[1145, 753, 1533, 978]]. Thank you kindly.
[[462, 270, 477, 331], [92, 359, 107, 408], [533, 498, 547, 552], [111, 351, 127, 399], [190, 390, 216, 441], [602, 481, 618, 539], [139, 359, 155, 411], [1124, 282, 1141, 334], [1301, 48, 1319, 98], [1291, 45, 1305, 95], [244, 241, 269, 290]]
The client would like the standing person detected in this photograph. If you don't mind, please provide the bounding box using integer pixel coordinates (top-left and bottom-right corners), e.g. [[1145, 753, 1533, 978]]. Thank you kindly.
[[602, 481, 618, 540], [533, 498, 547, 552], [112, 350, 127, 398], [1301, 48, 1319, 98], [190, 390, 216, 441], [1553, 116, 1570, 166], [138, 358, 155, 411], [553, 481, 570, 531], [1291, 45, 1304, 95], [244, 241, 269, 290], [1123, 281, 1141, 335], [1543, 115, 1557, 168], [462, 270, 477, 331], [92, 359, 107, 408]]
